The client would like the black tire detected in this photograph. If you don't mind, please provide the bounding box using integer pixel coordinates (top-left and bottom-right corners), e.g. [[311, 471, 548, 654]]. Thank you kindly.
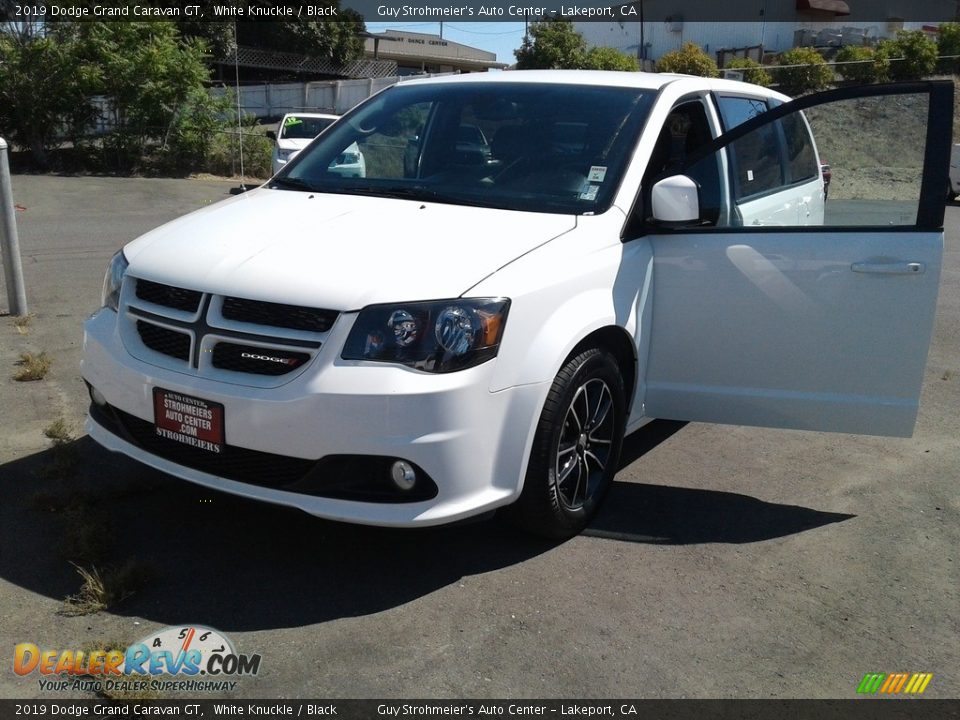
[[507, 347, 626, 540]]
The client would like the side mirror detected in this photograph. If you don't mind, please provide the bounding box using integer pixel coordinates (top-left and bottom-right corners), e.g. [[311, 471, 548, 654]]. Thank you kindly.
[[651, 175, 700, 225], [265, 130, 277, 141]]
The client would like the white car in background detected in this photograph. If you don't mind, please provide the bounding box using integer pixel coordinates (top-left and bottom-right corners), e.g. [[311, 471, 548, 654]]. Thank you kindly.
[[269, 113, 366, 178], [84, 72, 951, 539]]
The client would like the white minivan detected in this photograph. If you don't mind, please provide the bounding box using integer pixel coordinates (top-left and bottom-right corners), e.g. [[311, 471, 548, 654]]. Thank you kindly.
[[83, 72, 951, 538]]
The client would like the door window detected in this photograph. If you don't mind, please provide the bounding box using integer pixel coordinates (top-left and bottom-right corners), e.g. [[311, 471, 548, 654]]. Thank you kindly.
[[680, 85, 948, 230]]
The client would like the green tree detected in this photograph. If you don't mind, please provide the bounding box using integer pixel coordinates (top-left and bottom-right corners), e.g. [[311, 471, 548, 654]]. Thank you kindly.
[[937, 22, 960, 74], [724, 58, 771, 86], [774, 47, 833, 95], [514, 19, 586, 69], [583, 46, 639, 71], [834, 45, 887, 84], [877, 30, 938, 81], [655, 42, 718, 77], [0, 23, 100, 166], [68, 22, 213, 168]]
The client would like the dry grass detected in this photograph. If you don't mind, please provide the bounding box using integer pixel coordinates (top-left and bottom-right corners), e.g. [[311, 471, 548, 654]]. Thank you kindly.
[[44, 417, 74, 444], [97, 683, 161, 701], [13, 314, 33, 334], [82, 637, 130, 657], [14, 351, 52, 381], [61, 561, 152, 617], [75, 638, 161, 699], [62, 565, 110, 615], [34, 440, 81, 483]]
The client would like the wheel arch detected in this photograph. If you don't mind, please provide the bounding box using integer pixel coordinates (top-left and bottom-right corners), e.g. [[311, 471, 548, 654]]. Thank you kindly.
[[567, 326, 637, 415]]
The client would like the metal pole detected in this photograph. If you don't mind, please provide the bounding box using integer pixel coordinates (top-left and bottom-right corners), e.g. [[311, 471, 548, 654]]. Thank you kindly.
[[0, 138, 28, 316]]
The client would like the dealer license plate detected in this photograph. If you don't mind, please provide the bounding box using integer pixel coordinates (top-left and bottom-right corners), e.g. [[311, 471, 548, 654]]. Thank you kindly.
[[152, 388, 225, 454]]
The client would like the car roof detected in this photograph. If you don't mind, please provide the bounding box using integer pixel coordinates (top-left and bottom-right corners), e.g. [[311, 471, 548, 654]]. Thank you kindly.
[[397, 70, 791, 101]]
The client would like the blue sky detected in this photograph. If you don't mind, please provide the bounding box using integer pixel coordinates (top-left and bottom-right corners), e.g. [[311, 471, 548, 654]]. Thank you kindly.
[[364, 22, 528, 64]]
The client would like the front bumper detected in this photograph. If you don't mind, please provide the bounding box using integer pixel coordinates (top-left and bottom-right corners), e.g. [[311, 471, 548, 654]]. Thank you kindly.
[[82, 308, 548, 527]]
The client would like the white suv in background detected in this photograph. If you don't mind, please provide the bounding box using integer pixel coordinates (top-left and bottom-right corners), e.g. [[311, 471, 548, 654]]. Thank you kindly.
[[83, 72, 950, 539], [269, 112, 367, 178]]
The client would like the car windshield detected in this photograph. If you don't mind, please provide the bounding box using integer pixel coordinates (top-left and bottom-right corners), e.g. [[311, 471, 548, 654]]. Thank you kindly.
[[274, 82, 655, 215], [280, 116, 336, 140]]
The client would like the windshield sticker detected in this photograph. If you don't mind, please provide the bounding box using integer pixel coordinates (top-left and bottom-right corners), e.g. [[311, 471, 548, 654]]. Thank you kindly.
[[579, 184, 600, 201], [588, 166, 607, 183]]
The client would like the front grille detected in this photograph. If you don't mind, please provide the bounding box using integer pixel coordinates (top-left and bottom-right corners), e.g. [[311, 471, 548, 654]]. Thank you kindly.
[[104, 405, 315, 486], [136, 279, 202, 313], [222, 296, 338, 333], [212, 342, 311, 376], [137, 321, 190, 361], [123, 276, 331, 384]]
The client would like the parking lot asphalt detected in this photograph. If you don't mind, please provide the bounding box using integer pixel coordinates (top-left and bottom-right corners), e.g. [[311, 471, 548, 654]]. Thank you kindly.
[[0, 175, 957, 699]]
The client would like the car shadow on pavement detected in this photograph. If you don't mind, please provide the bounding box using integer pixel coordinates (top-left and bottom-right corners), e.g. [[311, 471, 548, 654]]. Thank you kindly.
[[0, 422, 852, 631], [592, 420, 856, 544], [0, 437, 556, 632]]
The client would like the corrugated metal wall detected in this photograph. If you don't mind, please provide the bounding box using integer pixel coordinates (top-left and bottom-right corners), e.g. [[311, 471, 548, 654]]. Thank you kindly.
[[210, 73, 454, 120]]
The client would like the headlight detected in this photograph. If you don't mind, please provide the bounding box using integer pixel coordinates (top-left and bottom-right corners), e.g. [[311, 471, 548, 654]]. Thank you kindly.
[[342, 298, 510, 373], [101, 250, 129, 312], [276, 149, 294, 161]]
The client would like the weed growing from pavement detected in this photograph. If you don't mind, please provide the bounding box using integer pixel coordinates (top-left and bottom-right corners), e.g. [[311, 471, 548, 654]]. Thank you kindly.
[[97, 683, 161, 701], [61, 561, 152, 617], [13, 315, 32, 334], [44, 417, 74, 444], [71, 639, 163, 700], [34, 441, 82, 484], [14, 351, 52, 381]]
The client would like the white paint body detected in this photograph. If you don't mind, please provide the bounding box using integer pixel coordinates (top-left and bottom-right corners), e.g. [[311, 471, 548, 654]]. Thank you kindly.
[[82, 71, 943, 527]]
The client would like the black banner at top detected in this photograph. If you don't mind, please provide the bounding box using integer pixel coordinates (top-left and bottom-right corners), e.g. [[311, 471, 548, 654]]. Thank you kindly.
[[1, 0, 959, 22]]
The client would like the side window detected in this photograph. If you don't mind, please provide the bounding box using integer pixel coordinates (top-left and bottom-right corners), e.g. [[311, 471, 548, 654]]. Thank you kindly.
[[641, 99, 722, 224], [679, 87, 945, 230], [717, 97, 768, 130], [716, 96, 783, 201], [780, 113, 818, 184], [729, 123, 782, 200]]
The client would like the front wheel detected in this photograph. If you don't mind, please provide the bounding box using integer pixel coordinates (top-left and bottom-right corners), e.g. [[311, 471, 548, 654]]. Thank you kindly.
[[508, 348, 626, 540]]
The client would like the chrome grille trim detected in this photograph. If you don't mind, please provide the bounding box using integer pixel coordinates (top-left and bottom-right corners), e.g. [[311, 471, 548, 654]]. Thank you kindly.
[[119, 276, 336, 387]]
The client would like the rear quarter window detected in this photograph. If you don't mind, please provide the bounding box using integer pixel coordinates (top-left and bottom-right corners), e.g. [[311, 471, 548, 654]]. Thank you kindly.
[[780, 113, 819, 183]]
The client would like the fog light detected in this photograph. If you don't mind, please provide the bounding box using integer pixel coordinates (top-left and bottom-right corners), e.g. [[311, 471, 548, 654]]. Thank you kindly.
[[89, 385, 107, 407], [390, 460, 417, 491]]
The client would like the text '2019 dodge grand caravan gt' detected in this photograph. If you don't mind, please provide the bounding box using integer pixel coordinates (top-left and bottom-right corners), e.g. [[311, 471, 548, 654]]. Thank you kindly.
[[83, 71, 951, 539]]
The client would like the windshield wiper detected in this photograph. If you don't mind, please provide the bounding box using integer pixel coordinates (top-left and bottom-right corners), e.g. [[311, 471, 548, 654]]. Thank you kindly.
[[335, 185, 442, 201], [269, 177, 317, 192]]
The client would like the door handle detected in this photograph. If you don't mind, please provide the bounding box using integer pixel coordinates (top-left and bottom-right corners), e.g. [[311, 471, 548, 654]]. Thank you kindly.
[[851, 261, 925, 275]]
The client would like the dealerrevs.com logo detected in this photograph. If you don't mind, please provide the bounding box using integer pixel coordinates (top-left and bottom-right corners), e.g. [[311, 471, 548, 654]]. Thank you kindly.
[[14, 625, 261, 694]]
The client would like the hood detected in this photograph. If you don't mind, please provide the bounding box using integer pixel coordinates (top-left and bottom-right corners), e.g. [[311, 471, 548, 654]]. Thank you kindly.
[[123, 188, 576, 310]]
